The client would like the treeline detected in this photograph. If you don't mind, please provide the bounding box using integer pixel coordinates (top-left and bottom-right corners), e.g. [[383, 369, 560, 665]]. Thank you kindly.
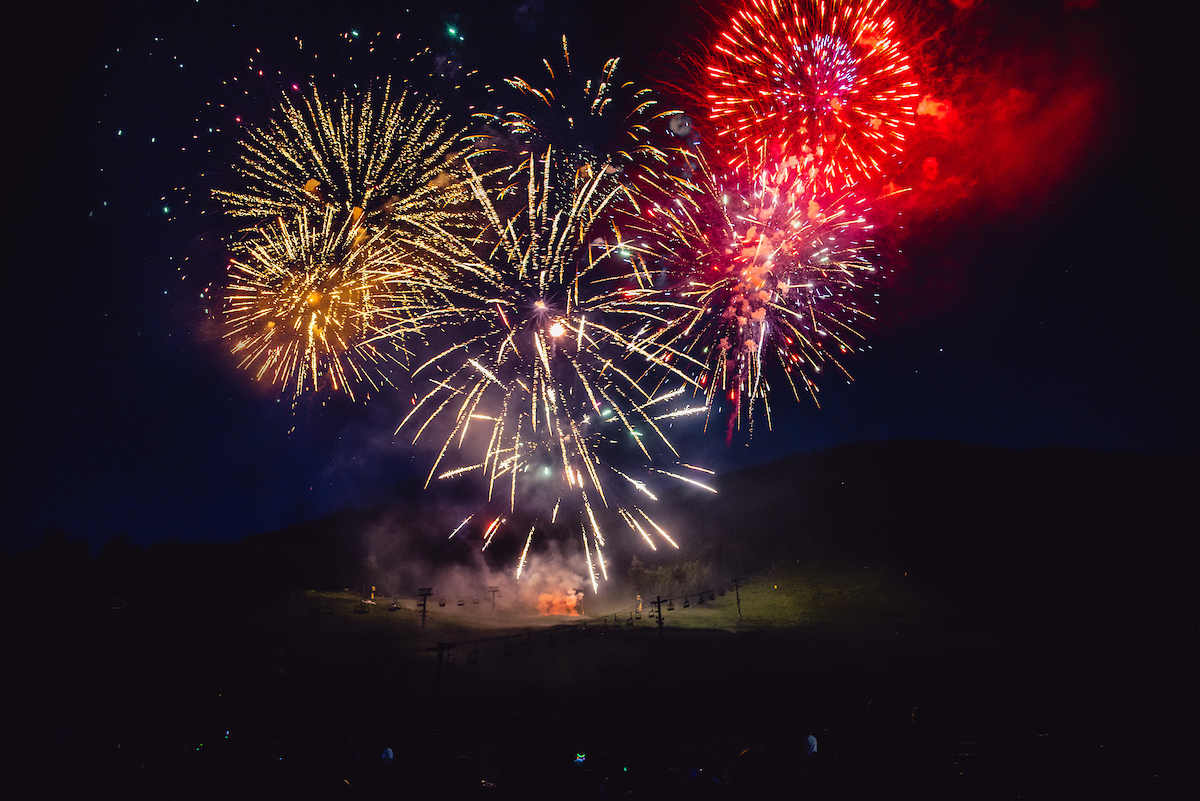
[[626, 555, 712, 598], [1, 508, 393, 633]]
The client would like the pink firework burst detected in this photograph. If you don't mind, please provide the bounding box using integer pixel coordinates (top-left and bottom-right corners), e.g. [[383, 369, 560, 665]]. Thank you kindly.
[[632, 151, 886, 441]]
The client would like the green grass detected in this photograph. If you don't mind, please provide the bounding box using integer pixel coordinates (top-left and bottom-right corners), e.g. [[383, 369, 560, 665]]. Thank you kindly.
[[582, 559, 937, 633], [239, 558, 940, 642], [154, 557, 946, 720]]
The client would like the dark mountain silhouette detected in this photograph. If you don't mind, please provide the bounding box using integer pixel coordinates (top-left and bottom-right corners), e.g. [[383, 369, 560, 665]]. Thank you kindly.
[[663, 440, 1192, 628], [6, 440, 1191, 636]]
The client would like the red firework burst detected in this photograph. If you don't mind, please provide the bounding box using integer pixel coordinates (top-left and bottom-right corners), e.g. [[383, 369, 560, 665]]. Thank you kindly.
[[705, 0, 920, 189]]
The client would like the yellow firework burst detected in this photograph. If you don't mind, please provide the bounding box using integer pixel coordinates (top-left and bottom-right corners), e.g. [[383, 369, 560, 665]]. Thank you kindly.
[[224, 207, 449, 401], [213, 78, 473, 232]]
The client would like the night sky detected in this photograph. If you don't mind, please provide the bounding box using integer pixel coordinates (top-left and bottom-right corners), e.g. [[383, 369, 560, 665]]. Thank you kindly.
[[12, 0, 1193, 556]]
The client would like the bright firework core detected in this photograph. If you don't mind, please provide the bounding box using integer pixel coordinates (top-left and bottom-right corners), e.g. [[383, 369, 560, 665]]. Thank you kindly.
[[802, 35, 859, 117], [711, 159, 878, 396]]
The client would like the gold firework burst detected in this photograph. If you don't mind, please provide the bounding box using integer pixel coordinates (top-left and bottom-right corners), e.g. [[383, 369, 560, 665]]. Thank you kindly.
[[213, 79, 474, 232], [224, 207, 447, 401]]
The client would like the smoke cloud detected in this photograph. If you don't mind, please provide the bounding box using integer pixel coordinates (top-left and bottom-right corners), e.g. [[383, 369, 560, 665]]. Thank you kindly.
[[900, 1, 1117, 224], [873, 0, 1121, 323]]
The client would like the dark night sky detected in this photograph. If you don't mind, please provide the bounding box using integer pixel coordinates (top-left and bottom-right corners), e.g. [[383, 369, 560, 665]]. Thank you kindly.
[[10, 0, 1194, 556]]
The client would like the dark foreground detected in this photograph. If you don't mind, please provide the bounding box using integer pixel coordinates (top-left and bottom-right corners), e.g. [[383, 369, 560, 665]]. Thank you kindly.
[[12, 567, 1197, 801], [10, 445, 1197, 798]]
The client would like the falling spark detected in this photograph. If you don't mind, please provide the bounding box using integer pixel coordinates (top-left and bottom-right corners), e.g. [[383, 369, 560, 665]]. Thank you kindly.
[[516, 526, 535, 578], [449, 514, 474, 538]]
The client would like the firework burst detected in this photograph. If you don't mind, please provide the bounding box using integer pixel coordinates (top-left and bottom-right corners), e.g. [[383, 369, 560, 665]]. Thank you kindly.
[[473, 36, 677, 197], [213, 78, 473, 232], [704, 0, 919, 187], [636, 151, 884, 440], [400, 149, 711, 578], [224, 207, 451, 401]]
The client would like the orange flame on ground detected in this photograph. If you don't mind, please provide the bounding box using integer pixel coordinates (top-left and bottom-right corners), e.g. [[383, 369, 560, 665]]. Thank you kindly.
[[537, 591, 581, 616]]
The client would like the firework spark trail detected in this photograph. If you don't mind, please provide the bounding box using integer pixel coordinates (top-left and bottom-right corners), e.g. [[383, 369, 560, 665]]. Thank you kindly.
[[516, 526, 535, 578], [704, 0, 919, 188], [224, 207, 456, 401], [448, 515, 474, 538], [632, 150, 883, 439], [581, 528, 599, 594], [398, 147, 708, 573], [481, 516, 505, 551]]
